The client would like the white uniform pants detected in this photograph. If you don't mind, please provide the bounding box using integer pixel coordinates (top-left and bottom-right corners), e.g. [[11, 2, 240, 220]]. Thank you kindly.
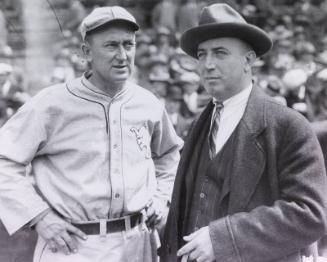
[[33, 223, 159, 262]]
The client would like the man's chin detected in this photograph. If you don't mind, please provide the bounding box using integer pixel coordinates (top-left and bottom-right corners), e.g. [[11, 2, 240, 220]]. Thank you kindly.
[[111, 74, 130, 82]]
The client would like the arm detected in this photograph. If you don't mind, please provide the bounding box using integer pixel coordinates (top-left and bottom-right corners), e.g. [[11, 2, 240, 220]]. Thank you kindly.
[[0, 95, 87, 254], [149, 108, 183, 230], [0, 100, 50, 234], [207, 115, 327, 262]]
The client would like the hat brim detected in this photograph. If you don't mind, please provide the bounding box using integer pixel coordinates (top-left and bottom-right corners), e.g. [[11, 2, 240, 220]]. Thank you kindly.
[[180, 22, 273, 58]]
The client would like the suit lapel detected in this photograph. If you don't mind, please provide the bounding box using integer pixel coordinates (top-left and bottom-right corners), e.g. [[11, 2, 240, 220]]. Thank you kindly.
[[227, 87, 267, 213]]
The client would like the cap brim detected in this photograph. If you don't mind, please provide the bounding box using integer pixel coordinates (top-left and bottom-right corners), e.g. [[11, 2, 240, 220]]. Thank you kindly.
[[180, 23, 273, 58], [110, 19, 139, 31]]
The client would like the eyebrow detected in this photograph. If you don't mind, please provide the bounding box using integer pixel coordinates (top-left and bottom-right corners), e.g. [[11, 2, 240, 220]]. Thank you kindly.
[[197, 46, 229, 53], [103, 39, 135, 44]]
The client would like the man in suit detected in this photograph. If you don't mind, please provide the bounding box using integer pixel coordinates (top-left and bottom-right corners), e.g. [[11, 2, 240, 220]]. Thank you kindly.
[[160, 4, 327, 262]]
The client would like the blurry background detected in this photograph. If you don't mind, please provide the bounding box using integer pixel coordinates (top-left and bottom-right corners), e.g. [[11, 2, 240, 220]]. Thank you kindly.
[[2, 0, 327, 261]]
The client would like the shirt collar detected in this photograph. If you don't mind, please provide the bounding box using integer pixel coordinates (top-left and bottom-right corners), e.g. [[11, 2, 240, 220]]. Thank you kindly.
[[66, 73, 134, 105], [213, 83, 253, 109], [81, 72, 129, 99]]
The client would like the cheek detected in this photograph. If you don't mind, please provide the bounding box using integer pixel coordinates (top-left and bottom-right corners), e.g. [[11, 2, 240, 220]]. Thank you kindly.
[[127, 51, 135, 64], [93, 51, 114, 64], [198, 64, 206, 81]]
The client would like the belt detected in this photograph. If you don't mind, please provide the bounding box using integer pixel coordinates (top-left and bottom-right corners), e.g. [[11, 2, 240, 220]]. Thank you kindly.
[[72, 213, 142, 235]]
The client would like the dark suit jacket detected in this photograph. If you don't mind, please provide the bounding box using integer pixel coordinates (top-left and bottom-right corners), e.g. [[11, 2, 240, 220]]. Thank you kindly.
[[160, 87, 327, 262]]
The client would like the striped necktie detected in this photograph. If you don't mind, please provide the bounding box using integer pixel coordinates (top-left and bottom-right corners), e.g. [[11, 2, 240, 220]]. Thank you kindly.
[[208, 102, 224, 159]]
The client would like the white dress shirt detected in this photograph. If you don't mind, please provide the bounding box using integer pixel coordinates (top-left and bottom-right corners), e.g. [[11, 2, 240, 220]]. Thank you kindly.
[[211, 84, 252, 154]]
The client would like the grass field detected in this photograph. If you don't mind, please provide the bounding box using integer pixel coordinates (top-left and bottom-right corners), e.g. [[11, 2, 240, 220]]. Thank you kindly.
[[0, 222, 37, 262]]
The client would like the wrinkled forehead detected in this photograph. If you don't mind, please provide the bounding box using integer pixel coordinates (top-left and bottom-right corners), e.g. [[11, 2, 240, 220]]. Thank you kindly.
[[85, 21, 136, 43]]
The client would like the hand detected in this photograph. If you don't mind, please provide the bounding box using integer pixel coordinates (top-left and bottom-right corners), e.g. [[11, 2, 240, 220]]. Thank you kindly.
[[177, 226, 215, 262], [35, 210, 87, 255], [145, 203, 163, 229]]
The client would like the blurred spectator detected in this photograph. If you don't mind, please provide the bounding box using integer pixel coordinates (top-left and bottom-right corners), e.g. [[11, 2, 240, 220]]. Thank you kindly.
[[280, 14, 293, 31], [165, 84, 191, 140], [178, 71, 201, 118], [311, 68, 327, 120], [62, 0, 87, 35], [293, 25, 308, 44], [241, 4, 257, 24], [270, 39, 295, 76], [0, 63, 30, 119], [154, 26, 175, 58], [135, 32, 152, 68], [317, 36, 327, 66], [252, 58, 269, 85], [0, 45, 13, 65], [50, 49, 75, 84], [148, 71, 171, 104], [263, 75, 287, 106], [70, 53, 88, 77], [293, 41, 317, 76], [151, 0, 178, 32], [0, 7, 7, 48], [148, 53, 170, 80], [269, 25, 293, 42], [177, 0, 200, 34], [282, 68, 314, 120], [170, 47, 197, 79], [294, 0, 327, 40]]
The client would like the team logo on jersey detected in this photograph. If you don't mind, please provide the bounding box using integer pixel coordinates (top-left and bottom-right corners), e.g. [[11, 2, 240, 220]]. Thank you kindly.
[[130, 124, 151, 158]]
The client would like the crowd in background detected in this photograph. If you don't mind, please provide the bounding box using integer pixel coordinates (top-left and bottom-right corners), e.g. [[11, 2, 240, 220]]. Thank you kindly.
[[2, 0, 327, 139]]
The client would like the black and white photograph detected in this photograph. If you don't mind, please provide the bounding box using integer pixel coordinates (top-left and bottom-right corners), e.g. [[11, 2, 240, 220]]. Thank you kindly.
[[1, 0, 327, 262]]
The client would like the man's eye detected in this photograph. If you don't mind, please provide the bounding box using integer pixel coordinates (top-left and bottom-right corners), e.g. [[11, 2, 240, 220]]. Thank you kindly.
[[105, 43, 118, 49], [124, 42, 135, 50], [214, 50, 228, 57], [197, 52, 205, 59]]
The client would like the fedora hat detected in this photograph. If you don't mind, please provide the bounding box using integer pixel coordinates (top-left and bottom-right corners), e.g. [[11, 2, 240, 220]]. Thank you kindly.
[[180, 4, 272, 59]]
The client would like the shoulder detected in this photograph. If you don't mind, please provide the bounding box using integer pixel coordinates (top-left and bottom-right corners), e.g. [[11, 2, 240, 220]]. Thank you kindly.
[[16, 82, 70, 118], [264, 96, 312, 132], [255, 95, 317, 150], [246, 88, 315, 143], [29, 83, 68, 107], [128, 81, 166, 111], [130, 81, 159, 100]]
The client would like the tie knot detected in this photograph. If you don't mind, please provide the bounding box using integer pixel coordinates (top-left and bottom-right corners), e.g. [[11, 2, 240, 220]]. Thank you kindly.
[[214, 102, 224, 111]]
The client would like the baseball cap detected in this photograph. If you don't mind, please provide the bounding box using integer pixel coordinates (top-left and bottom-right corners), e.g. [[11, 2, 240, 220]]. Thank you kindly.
[[80, 6, 139, 40]]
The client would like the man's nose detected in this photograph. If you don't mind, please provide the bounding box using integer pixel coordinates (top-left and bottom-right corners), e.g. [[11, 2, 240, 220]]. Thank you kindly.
[[204, 55, 215, 70], [116, 45, 127, 60]]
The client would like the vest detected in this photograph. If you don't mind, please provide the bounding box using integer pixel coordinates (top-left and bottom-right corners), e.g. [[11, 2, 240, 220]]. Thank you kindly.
[[186, 127, 238, 234]]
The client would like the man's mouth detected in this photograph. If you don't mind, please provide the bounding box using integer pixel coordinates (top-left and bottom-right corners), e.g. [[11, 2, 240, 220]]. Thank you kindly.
[[113, 65, 127, 69], [205, 76, 220, 80]]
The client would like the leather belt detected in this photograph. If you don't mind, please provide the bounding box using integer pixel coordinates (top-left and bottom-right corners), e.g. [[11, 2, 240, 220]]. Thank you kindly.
[[72, 213, 142, 235]]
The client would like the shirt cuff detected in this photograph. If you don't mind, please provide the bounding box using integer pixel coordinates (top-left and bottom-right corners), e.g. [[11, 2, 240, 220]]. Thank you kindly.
[[29, 208, 52, 228]]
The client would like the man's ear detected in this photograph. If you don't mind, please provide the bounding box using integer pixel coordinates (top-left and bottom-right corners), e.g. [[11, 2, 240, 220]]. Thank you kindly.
[[81, 42, 92, 63], [244, 50, 256, 73]]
